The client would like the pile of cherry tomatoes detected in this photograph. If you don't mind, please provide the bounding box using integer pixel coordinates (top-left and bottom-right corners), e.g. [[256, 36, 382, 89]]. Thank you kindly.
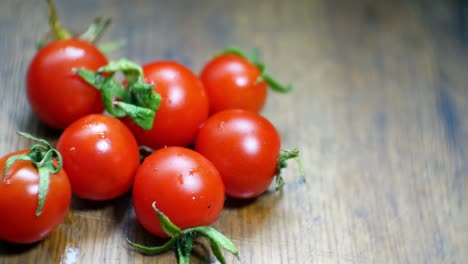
[[0, 1, 301, 263]]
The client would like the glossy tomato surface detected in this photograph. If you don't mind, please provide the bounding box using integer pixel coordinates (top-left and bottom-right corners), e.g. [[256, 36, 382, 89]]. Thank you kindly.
[[26, 39, 107, 129], [195, 109, 281, 199], [57, 114, 140, 200], [124, 61, 209, 149], [132, 147, 225, 237], [200, 54, 267, 114], [0, 150, 71, 244]]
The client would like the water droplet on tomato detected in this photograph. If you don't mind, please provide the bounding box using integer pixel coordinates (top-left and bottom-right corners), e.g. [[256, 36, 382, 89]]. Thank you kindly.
[[218, 121, 225, 129], [189, 168, 195, 175], [69, 147, 76, 151]]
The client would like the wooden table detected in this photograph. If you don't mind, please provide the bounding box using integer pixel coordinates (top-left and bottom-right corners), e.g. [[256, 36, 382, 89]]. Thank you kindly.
[[0, 0, 466, 263]]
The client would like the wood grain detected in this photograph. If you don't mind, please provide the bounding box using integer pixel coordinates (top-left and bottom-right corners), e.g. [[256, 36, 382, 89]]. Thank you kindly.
[[0, 0, 466, 263]]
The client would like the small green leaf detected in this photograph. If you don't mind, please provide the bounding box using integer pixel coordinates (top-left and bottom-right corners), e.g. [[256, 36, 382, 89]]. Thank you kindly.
[[76, 69, 106, 90], [152, 202, 183, 238], [99, 77, 127, 118], [275, 175, 286, 191], [176, 236, 193, 264], [127, 237, 178, 255], [16, 131, 50, 147], [207, 237, 227, 264], [130, 82, 161, 111], [77, 59, 161, 130], [276, 148, 303, 191], [79, 17, 112, 44], [2, 155, 32, 182], [98, 40, 125, 54], [98, 59, 143, 85], [194, 226, 239, 259], [115, 102, 155, 130], [262, 74, 292, 93], [36, 167, 51, 216]]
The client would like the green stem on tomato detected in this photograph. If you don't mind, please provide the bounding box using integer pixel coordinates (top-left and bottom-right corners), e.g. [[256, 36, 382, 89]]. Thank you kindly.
[[2, 131, 63, 216], [77, 59, 161, 130], [98, 40, 126, 54], [79, 17, 112, 43], [128, 202, 239, 264], [47, 0, 72, 39], [41, 0, 119, 53], [275, 148, 304, 191], [217, 47, 293, 93]]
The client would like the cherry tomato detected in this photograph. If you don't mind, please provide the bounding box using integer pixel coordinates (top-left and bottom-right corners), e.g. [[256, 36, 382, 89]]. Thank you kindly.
[[123, 61, 209, 149], [56, 114, 140, 200], [200, 53, 267, 114], [195, 109, 281, 199], [0, 150, 71, 244], [132, 147, 225, 237], [26, 39, 108, 129]]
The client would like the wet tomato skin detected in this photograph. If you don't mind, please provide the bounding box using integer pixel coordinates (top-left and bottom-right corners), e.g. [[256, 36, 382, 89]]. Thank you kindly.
[[0, 151, 71, 244], [195, 109, 281, 199], [132, 147, 225, 237], [57, 114, 140, 201], [26, 39, 108, 129]]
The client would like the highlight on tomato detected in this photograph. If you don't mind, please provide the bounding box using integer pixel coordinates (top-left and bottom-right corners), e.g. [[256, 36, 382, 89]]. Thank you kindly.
[[129, 146, 238, 263], [56, 114, 140, 201], [0, 132, 71, 244], [195, 109, 301, 199], [200, 47, 292, 114]]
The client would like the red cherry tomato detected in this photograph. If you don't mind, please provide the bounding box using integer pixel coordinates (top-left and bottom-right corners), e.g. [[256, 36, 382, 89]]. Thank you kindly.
[[132, 147, 225, 237], [0, 150, 71, 244], [123, 61, 209, 149], [200, 54, 267, 114], [26, 39, 108, 129], [57, 114, 140, 200], [195, 109, 281, 199]]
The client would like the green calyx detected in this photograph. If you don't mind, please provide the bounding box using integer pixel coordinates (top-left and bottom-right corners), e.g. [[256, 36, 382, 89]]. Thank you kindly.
[[128, 202, 239, 264], [47, 0, 71, 39], [216, 47, 293, 93], [2, 132, 63, 217], [275, 148, 304, 191], [40, 0, 121, 53], [77, 59, 161, 130]]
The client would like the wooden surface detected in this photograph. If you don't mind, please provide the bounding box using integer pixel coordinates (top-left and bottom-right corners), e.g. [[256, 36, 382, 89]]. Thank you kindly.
[[0, 0, 467, 263]]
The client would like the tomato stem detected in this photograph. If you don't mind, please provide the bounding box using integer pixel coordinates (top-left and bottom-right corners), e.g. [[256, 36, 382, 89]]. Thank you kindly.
[[47, 0, 72, 39], [128, 202, 239, 264], [79, 17, 112, 43], [275, 149, 304, 191], [2, 132, 63, 216]]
